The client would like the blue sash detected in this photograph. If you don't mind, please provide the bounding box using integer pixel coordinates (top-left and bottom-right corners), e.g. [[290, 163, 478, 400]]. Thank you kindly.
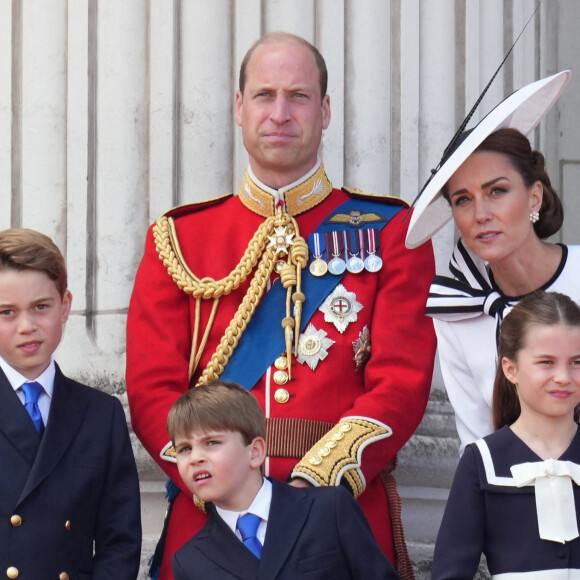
[[220, 198, 403, 389]]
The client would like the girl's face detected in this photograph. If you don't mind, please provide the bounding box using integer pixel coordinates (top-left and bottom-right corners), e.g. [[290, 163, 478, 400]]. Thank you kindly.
[[502, 323, 580, 422], [446, 151, 543, 265]]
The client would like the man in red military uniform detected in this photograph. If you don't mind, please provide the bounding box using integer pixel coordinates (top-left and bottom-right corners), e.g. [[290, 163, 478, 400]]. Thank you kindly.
[[127, 32, 436, 580]]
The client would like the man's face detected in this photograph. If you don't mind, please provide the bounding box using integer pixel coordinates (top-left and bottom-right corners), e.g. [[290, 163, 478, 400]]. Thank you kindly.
[[235, 40, 331, 189]]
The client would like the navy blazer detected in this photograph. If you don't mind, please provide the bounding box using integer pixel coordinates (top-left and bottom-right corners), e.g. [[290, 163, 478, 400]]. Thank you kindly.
[[172, 478, 399, 580], [0, 365, 142, 579]]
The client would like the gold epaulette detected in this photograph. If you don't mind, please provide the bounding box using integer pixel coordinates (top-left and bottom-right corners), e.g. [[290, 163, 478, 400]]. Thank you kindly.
[[342, 186, 409, 209], [290, 417, 392, 497], [160, 193, 233, 220]]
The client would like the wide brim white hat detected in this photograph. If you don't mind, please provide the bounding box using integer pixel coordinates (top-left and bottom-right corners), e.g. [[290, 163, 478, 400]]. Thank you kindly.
[[405, 70, 571, 249]]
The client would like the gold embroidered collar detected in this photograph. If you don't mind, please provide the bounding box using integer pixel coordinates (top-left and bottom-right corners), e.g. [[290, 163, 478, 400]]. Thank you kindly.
[[238, 162, 333, 217]]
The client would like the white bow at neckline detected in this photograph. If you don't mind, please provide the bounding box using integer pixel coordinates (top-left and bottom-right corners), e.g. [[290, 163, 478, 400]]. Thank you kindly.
[[511, 459, 580, 543]]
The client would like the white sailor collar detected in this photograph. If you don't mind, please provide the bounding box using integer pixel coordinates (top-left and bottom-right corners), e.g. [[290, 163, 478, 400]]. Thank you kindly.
[[475, 437, 580, 543]]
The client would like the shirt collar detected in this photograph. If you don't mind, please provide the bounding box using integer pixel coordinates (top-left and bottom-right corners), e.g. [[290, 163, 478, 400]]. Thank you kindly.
[[215, 477, 272, 534], [0, 355, 56, 398], [238, 161, 333, 217]]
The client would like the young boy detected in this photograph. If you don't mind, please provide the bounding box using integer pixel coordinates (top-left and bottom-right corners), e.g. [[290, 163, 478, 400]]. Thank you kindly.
[[0, 228, 141, 578], [168, 381, 400, 580]]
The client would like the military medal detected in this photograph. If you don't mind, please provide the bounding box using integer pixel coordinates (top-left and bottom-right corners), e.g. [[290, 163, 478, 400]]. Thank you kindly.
[[267, 225, 295, 256], [365, 254, 382, 272], [319, 283, 363, 333], [328, 257, 346, 276], [346, 230, 364, 274], [310, 259, 328, 277], [353, 325, 372, 371], [297, 323, 335, 371], [364, 229, 383, 272], [308, 232, 328, 277], [326, 231, 346, 275], [346, 258, 364, 274]]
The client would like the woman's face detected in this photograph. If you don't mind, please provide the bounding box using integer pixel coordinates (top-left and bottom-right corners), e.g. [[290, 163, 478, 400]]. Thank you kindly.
[[446, 150, 543, 265]]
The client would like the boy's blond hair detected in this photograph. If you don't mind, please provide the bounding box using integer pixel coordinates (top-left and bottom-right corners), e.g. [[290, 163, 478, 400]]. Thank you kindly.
[[0, 229, 67, 297], [167, 381, 265, 446]]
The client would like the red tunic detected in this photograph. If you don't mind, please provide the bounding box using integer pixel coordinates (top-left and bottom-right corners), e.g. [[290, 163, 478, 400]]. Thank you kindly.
[[127, 178, 436, 580]]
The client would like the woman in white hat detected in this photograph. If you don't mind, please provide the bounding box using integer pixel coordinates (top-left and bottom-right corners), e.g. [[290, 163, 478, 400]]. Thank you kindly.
[[405, 70, 580, 453]]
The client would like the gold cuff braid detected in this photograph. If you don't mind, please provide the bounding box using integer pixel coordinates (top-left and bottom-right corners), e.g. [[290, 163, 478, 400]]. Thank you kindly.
[[290, 417, 392, 498]]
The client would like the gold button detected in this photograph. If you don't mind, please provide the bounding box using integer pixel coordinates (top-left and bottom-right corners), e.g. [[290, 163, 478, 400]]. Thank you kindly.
[[6, 567, 18, 579], [326, 440, 337, 449], [339, 423, 351, 432], [332, 431, 344, 441], [273, 370, 288, 385], [10, 515, 22, 527], [319, 447, 330, 457], [65, 520, 71, 530], [274, 356, 288, 370], [274, 388, 290, 404], [309, 455, 322, 465], [59, 573, 69, 580]]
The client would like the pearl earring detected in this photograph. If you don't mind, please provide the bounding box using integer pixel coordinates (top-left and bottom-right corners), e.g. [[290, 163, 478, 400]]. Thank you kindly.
[[529, 211, 539, 223]]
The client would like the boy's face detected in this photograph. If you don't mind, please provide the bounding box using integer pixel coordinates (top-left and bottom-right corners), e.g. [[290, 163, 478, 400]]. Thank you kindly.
[[0, 269, 71, 379], [175, 428, 265, 511]]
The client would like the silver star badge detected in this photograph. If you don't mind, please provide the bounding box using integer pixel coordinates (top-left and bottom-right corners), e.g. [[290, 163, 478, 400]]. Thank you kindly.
[[267, 226, 295, 256], [319, 284, 363, 334], [297, 324, 335, 370]]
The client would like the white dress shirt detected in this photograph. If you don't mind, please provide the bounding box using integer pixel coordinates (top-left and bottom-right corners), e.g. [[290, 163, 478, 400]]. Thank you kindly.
[[215, 477, 272, 545], [0, 355, 55, 426]]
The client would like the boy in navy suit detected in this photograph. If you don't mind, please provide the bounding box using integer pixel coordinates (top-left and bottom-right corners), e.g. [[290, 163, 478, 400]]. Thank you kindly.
[[168, 381, 399, 580], [0, 228, 141, 579]]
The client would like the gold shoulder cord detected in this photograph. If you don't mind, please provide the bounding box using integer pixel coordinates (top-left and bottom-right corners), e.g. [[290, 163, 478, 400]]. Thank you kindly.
[[153, 208, 308, 385]]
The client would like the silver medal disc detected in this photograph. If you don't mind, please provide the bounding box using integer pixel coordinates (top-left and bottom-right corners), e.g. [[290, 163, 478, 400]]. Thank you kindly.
[[328, 257, 347, 275], [364, 254, 383, 272], [346, 256, 365, 274]]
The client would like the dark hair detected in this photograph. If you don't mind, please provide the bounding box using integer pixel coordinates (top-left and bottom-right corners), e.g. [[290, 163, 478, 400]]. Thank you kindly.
[[474, 128, 562, 238], [492, 291, 580, 429], [238, 32, 328, 101], [0, 228, 68, 297], [167, 380, 265, 446]]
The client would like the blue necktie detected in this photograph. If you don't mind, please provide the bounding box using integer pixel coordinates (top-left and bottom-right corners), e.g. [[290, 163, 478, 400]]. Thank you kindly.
[[21, 382, 44, 435], [237, 513, 262, 559]]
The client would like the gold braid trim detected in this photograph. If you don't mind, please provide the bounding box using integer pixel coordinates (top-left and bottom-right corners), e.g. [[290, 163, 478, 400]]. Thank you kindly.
[[153, 209, 308, 386], [290, 417, 393, 498], [154, 214, 273, 298], [197, 244, 276, 384]]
